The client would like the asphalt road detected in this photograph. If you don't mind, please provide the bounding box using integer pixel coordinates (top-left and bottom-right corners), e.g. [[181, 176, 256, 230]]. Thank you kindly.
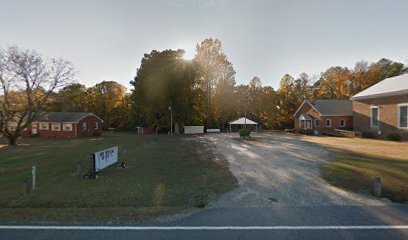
[[2, 205, 408, 240]]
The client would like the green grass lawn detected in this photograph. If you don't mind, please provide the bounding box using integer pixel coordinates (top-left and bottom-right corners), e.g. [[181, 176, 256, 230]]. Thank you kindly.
[[0, 132, 236, 223], [299, 135, 408, 203]]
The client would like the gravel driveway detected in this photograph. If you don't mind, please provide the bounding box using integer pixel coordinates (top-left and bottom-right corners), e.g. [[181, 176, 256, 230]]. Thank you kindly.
[[205, 132, 389, 207]]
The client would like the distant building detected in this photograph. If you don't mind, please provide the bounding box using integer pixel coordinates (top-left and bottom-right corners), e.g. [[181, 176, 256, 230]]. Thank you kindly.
[[351, 74, 408, 140], [26, 112, 103, 138], [293, 100, 353, 135]]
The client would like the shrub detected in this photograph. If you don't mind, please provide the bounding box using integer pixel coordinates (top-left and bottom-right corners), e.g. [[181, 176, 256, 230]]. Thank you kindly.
[[362, 131, 377, 139], [239, 128, 251, 137], [93, 131, 102, 136], [386, 133, 401, 141], [298, 129, 314, 135]]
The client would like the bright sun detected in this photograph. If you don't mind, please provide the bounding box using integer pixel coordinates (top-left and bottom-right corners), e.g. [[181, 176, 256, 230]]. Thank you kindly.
[[182, 49, 195, 61], [181, 44, 195, 60]]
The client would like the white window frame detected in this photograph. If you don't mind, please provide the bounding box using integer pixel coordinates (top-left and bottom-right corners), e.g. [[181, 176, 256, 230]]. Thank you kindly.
[[340, 119, 346, 127], [63, 123, 73, 131], [370, 106, 379, 128], [40, 122, 49, 130], [51, 123, 61, 131], [94, 122, 99, 130], [82, 122, 87, 131], [398, 103, 408, 129], [315, 119, 320, 127], [326, 119, 332, 127]]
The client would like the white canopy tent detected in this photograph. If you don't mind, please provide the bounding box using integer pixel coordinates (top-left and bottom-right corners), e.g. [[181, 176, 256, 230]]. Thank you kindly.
[[229, 117, 258, 132]]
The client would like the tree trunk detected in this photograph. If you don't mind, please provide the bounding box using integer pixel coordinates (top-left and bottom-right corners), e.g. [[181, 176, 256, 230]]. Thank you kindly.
[[174, 122, 180, 135], [8, 135, 18, 146]]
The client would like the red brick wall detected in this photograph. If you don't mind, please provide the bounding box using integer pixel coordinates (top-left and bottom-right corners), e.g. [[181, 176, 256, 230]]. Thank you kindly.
[[29, 115, 103, 138], [77, 116, 103, 137], [294, 102, 321, 130], [35, 122, 76, 138], [320, 116, 353, 130], [294, 101, 353, 132], [353, 94, 408, 140]]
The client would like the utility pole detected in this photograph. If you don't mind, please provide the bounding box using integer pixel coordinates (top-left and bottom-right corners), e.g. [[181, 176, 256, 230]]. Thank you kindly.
[[169, 106, 173, 135]]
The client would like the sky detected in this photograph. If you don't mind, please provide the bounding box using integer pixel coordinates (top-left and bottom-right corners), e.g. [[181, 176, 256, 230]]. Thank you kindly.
[[1, 0, 408, 90]]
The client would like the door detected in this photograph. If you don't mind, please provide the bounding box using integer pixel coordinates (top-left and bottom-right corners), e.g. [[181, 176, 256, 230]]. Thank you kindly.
[[32, 124, 38, 135], [304, 120, 312, 130]]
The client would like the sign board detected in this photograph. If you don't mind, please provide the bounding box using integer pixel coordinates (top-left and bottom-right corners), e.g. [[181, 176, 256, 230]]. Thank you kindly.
[[92, 147, 118, 172]]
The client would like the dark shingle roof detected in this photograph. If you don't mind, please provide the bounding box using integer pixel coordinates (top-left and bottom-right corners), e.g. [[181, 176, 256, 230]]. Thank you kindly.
[[312, 100, 353, 116], [34, 112, 102, 123]]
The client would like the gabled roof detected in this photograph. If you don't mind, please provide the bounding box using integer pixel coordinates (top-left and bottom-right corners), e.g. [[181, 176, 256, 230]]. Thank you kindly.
[[294, 100, 353, 117], [299, 114, 312, 121], [351, 74, 408, 100], [313, 100, 353, 116], [34, 112, 103, 123], [229, 117, 258, 125]]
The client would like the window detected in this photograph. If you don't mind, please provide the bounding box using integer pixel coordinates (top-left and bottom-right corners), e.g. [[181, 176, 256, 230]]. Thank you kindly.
[[399, 104, 408, 128], [315, 119, 320, 127], [40, 122, 49, 130], [370, 106, 379, 128], [82, 122, 87, 131], [94, 122, 99, 130], [51, 123, 61, 131], [340, 119, 346, 127], [326, 119, 331, 127], [63, 123, 73, 131]]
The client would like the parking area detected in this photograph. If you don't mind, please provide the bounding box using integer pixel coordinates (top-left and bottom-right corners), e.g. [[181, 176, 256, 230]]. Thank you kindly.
[[205, 132, 391, 207]]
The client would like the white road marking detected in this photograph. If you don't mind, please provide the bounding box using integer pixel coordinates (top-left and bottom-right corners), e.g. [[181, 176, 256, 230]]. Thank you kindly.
[[1, 225, 408, 230]]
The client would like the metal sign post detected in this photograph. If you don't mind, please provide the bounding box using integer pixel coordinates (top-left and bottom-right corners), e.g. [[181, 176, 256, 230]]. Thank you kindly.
[[31, 165, 36, 191]]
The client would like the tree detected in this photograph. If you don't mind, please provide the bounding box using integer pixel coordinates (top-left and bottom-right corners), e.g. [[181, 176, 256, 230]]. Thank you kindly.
[[50, 83, 88, 112], [258, 86, 278, 129], [194, 38, 236, 128], [0, 46, 75, 145], [350, 61, 381, 95], [276, 74, 299, 128], [374, 58, 406, 79], [315, 66, 353, 99], [130, 49, 202, 132], [87, 81, 127, 130], [212, 65, 236, 129], [248, 76, 262, 121]]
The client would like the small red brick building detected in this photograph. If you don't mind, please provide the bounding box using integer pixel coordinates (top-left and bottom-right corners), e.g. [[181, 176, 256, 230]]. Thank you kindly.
[[27, 112, 103, 138], [293, 100, 353, 135]]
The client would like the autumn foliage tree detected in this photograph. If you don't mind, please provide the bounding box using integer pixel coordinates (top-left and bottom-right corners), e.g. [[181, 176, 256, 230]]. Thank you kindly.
[[194, 38, 236, 128], [46, 81, 132, 130]]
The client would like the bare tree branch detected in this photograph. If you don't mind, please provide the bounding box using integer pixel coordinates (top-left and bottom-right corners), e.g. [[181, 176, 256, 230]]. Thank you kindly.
[[0, 46, 76, 145]]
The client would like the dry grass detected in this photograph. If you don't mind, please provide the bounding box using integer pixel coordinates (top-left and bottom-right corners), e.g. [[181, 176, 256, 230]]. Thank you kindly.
[[298, 135, 408, 160], [297, 135, 408, 203]]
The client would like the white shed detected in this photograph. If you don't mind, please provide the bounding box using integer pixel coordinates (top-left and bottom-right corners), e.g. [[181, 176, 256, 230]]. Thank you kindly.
[[229, 117, 258, 132]]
